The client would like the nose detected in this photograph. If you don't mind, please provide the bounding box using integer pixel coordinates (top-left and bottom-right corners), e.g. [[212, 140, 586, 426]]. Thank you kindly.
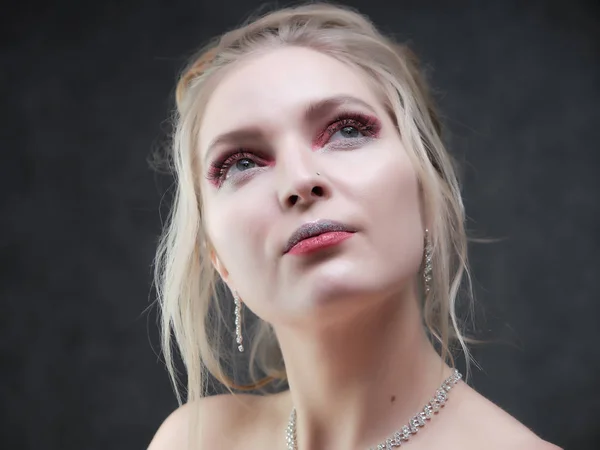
[[276, 146, 329, 209]]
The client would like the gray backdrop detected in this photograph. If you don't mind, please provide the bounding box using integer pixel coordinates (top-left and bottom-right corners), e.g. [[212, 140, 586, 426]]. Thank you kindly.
[[1, 0, 599, 449]]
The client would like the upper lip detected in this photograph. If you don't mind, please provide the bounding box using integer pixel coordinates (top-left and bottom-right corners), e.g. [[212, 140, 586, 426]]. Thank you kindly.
[[283, 219, 357, 254]]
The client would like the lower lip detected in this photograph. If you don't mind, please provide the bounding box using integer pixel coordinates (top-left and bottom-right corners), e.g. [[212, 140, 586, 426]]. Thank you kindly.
[[288, 231, 354, 255]]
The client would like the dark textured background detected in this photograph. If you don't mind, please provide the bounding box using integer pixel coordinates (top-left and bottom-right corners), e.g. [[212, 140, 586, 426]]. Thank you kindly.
[[1, 0, 599, 449]]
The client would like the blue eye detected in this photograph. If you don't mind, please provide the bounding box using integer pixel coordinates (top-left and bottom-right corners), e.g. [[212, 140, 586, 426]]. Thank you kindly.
[[334, 126, 361, 139], [316, 112, 381, 147], [234, 158, 256, 173], [207, 151, 265, 187]]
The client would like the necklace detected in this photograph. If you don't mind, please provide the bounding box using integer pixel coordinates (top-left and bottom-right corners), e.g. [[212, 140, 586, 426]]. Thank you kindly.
[[285, 369, 462, 450]]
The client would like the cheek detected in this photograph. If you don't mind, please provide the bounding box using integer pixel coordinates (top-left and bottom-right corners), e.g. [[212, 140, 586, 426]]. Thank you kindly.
[[203, 195, 270, 283], [360, 149, 424, 271], [389, 160, 420, 212], [357, 145, 421, 214]]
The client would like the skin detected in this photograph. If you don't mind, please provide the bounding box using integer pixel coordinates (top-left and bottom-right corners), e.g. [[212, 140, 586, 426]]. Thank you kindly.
[[149, 47, 561, 450]]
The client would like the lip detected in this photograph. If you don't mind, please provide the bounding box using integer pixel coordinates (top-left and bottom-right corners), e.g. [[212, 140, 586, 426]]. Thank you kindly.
[[284, 219, 357, 254]]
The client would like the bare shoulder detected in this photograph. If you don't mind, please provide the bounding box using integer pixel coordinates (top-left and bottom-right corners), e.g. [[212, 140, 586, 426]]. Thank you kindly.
[[447, 382, 562, 450], [147, 393, 276, 450]]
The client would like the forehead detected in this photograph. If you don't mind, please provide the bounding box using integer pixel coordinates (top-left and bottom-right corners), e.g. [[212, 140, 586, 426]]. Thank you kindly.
[[198, 46, 383, 155]]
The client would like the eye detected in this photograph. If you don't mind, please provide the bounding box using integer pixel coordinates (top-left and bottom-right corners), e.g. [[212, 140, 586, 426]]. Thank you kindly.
[[316, 112, 381, 147], [233, 157, 256, 172], [331, 125, 362, 140], [206, 151, 264, 187]]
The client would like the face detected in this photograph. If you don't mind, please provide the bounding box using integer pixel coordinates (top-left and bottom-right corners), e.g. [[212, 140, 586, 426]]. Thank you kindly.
[[199, 47, 425, 326]]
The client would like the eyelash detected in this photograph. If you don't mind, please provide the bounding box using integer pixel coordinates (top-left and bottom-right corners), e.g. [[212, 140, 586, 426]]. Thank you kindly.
[[206, 112, 381, 186]]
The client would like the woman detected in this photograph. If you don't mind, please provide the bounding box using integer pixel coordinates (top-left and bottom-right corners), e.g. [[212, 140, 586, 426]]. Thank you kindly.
[[148, 3, 560, 449]]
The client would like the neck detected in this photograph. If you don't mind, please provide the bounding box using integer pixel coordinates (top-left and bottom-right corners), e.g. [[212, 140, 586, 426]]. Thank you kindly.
[[274, 287, 452, 450]]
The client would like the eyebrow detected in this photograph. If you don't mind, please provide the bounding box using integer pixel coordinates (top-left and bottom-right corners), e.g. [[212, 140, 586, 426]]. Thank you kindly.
[[203, 95, 378, 162]]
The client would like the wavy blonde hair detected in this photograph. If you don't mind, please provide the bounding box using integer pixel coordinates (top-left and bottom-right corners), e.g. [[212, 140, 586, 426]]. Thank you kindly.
[[154, 1, 475, 409]]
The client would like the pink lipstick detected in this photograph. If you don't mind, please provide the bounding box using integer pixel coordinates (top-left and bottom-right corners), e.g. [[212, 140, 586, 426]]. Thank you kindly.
[[284, 220, 357, 255], [288, 231, 353, 255]]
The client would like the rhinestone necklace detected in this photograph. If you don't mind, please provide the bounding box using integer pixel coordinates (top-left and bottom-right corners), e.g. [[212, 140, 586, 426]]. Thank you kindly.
[[285, 369, 462, 450]]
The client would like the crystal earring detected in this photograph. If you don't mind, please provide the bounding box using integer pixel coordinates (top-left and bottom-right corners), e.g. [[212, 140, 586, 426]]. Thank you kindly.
[[233, 291, 244, 352], [424, 229, 433, 295]]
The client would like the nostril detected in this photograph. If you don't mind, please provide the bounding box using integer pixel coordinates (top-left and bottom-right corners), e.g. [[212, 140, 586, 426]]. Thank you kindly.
[[288, 195, 299, 206], [286, 185, 324, 207]]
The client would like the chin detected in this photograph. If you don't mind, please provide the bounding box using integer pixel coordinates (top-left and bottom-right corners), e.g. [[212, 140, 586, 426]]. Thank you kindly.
[[278, 251, 414, 322], [295, 263, 390, 311]]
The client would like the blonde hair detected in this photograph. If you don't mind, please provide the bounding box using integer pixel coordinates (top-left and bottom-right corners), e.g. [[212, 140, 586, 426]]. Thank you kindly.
[[154, 1, 475, 408]]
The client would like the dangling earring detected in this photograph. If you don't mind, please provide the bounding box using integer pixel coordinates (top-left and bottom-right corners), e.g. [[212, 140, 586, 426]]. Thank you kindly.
[[233, 291, 244, 352], [424, 229, 433, 295]]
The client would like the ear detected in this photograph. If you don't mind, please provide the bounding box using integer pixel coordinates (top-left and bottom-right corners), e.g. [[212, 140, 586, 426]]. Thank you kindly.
[[210, 246, 230, 284]]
